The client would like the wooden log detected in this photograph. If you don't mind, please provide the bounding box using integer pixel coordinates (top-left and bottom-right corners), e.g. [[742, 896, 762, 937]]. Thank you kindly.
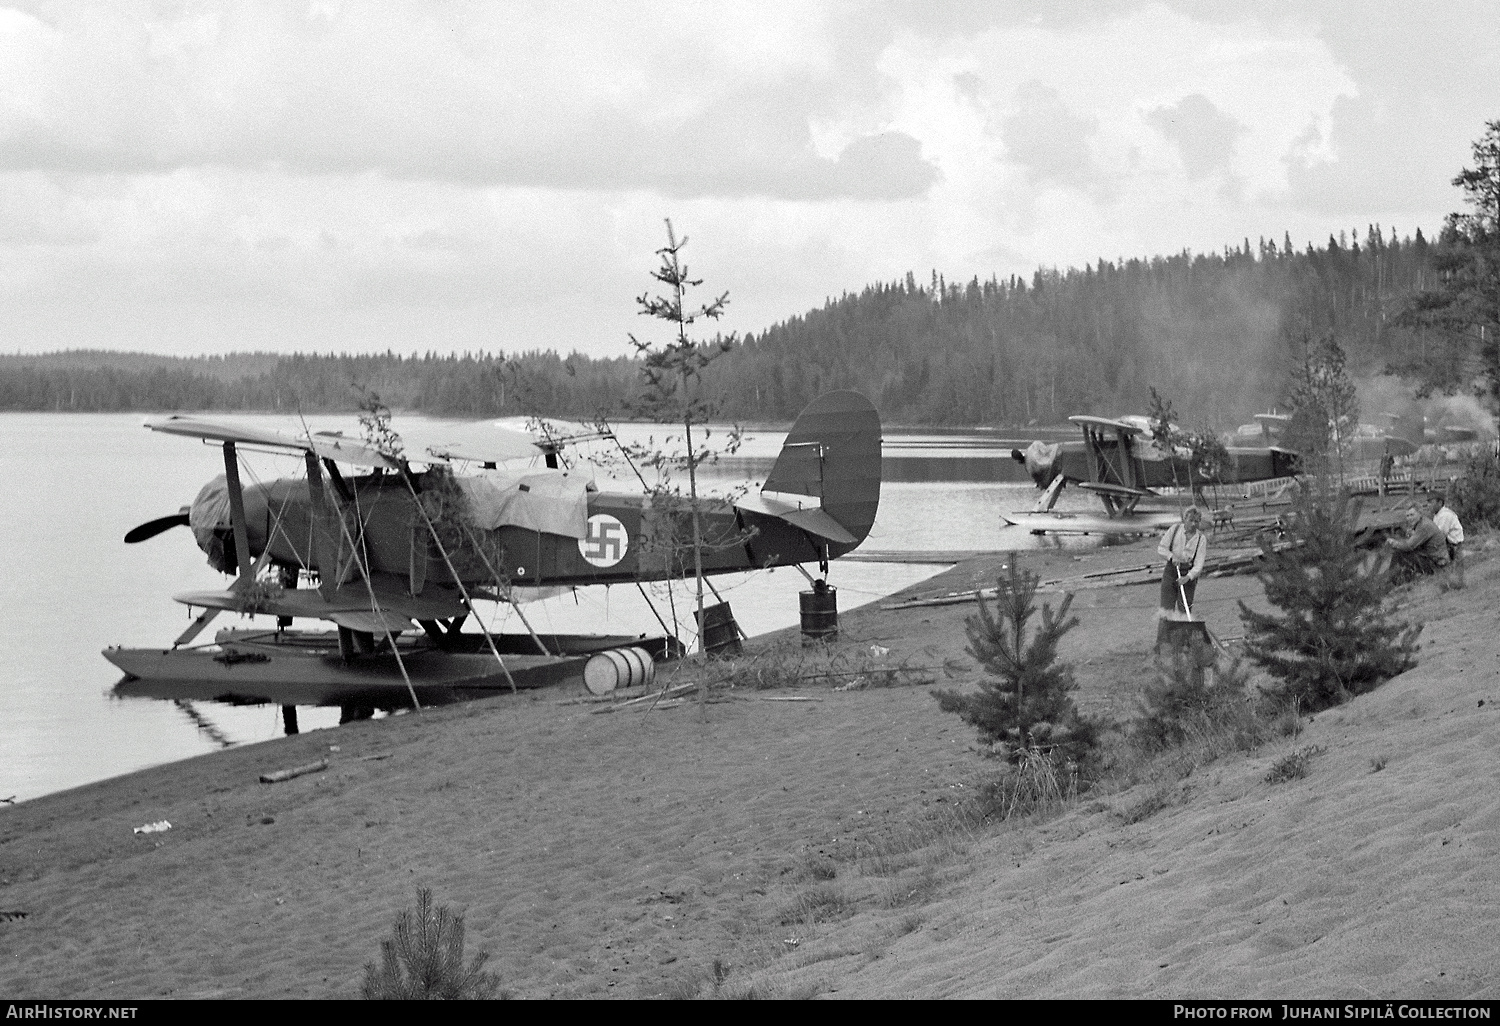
[[259, 758, 329, 784]]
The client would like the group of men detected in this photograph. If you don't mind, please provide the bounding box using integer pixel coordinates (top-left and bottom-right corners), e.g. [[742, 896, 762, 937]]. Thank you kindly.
[[1385, 492, 1466, 585]]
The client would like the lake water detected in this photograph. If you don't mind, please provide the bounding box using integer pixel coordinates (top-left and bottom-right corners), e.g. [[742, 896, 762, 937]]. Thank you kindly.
[[0, 413, 1103, 803]]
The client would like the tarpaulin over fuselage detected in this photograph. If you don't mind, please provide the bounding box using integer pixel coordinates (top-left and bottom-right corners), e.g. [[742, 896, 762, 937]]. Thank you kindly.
[[187, 467, 593, 583]]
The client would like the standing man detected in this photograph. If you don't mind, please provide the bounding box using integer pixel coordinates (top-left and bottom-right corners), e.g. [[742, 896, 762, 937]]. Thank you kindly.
[[1379, 442, 1395, 496], [1429, 492, 1465, 588], [1156, 506, 1207, 650]]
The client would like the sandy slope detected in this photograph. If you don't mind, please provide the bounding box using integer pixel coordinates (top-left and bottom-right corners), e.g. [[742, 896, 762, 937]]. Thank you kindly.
[[0, 540, 1496, 999]]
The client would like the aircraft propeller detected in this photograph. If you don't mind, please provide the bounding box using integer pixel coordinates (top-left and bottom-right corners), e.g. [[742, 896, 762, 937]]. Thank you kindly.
[[124, 510, 191, 544]]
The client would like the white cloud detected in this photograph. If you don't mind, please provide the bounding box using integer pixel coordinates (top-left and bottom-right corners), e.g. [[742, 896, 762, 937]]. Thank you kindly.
[[0, 2, 1477, 360], [0, 2, 938, 200]]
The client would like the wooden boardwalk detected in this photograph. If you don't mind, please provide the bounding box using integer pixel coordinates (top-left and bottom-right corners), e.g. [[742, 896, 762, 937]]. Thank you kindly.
[[840, 549, 993, 564]]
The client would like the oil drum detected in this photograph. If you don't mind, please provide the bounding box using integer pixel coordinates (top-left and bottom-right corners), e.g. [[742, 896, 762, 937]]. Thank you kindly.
[[698, 601, 743, 657], [583, 646, 656, 695], [800, 582, 838, 645]]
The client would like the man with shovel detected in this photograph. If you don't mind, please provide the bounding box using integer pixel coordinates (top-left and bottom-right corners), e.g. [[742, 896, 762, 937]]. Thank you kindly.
[[1156, 506, 1209, 652]]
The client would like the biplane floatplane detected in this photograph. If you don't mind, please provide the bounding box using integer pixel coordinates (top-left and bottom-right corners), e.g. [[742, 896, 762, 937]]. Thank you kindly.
[[104, 391, 881, 721], [1004, 415, 1299, 534]]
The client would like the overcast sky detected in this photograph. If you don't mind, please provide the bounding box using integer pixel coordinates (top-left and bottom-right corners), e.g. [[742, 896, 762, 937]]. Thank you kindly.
[[1, 1, 1495, 360]]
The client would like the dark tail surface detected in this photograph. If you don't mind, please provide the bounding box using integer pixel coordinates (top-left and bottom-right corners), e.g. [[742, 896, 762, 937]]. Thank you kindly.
[[762, 391, 882, 545]]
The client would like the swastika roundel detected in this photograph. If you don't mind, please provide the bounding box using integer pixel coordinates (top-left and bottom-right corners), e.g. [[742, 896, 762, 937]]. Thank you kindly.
[[579, 513, 629, 568]]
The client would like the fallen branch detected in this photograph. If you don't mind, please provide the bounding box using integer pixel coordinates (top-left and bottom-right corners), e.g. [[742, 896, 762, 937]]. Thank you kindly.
[[590, 681, 700, 714], [620, 698, 686, 712], [259, 758, 329, 784], [759, 696, 822, 703], [555, 685, 649, 706]]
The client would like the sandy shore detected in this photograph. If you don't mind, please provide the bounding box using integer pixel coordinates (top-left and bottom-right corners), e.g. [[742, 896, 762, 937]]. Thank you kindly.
[[1, 537, 1496, 999]]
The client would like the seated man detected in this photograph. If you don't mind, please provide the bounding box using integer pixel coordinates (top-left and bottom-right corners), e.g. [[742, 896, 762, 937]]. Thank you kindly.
[[1385, 503, 1449, 582]]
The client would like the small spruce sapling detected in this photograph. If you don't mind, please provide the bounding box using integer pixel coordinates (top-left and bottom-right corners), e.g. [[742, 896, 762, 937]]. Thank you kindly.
[[931, 561, 1097, 764], [1238, 488, 1420, 713]]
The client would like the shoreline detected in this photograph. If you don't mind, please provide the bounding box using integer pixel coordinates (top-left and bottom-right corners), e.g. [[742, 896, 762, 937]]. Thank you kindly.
[[5, 535, 1495, 998]]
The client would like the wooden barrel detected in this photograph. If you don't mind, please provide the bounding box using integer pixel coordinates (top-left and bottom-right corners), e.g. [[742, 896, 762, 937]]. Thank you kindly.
[[699, 601, 743, 656], [800, 584, 838, 645], [583, 646, 656, 695]]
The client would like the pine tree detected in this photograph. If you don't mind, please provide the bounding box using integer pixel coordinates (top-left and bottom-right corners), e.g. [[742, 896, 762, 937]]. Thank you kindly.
[[1399, 119, 1500, 406], [931, 562, 1096, 763], [1238, 489, 1420, 712], [362, 889, 502, 1000], [1283, 331, 1358, 482], [627, 219, 743, 662]]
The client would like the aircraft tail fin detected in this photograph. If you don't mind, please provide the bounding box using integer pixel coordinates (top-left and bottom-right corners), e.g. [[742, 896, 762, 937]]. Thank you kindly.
[[761, 391, 882, 547]]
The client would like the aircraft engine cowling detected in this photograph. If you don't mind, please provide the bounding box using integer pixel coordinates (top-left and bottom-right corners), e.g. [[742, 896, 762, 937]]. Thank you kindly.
[[188, 475, 237, 573], [1011, 440, 1062, 490]]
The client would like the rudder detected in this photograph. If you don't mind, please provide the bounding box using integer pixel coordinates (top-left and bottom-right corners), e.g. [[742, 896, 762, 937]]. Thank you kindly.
[[763, 391, 882, 546]]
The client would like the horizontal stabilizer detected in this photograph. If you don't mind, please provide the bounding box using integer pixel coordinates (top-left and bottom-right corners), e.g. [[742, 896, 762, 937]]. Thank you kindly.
[[734, 492, 858, 543]]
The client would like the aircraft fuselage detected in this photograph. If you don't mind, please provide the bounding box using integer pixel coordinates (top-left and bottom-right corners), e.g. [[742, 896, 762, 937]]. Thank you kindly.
[[212, 470, 849, 592]]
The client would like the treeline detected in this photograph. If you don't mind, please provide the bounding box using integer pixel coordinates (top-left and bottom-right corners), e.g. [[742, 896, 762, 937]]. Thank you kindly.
[[0, 226, 1438, 427]]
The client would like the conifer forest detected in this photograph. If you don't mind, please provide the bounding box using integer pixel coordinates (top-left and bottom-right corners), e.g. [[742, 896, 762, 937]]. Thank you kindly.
[[0, 227, 1439, 429]]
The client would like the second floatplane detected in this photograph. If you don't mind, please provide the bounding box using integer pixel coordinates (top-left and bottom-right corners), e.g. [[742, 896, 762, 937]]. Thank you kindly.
[[1003, 414, 1299, 534]]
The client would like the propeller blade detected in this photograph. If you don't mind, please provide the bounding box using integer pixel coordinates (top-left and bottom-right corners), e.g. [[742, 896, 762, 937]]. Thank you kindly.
[[124, 513, 190, 544]]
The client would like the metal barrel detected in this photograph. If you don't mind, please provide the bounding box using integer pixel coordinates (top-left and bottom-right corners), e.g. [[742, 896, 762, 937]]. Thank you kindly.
[[583, 646, 656, 695], [699, 601, 743, 657], [799, 584, 838, 645]]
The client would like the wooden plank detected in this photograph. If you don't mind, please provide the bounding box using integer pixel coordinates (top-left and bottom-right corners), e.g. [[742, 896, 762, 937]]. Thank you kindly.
[[1001, 511, 1178, 535], [839, 550, 987, 564], [259, 759, 328, 784]]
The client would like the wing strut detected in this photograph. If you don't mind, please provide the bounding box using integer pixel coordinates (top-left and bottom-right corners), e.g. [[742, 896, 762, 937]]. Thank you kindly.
[[173, 441, 259, 647], [321, 468, 423, 711], [397, 469, 521, 691], [223, 441, 255, 591]]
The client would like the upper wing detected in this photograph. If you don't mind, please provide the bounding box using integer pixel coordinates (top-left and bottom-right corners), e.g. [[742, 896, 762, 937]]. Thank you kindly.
[[1068, 415, 1144, 435], [401, 422, 551, 464], [145, 415, 401, 469]]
